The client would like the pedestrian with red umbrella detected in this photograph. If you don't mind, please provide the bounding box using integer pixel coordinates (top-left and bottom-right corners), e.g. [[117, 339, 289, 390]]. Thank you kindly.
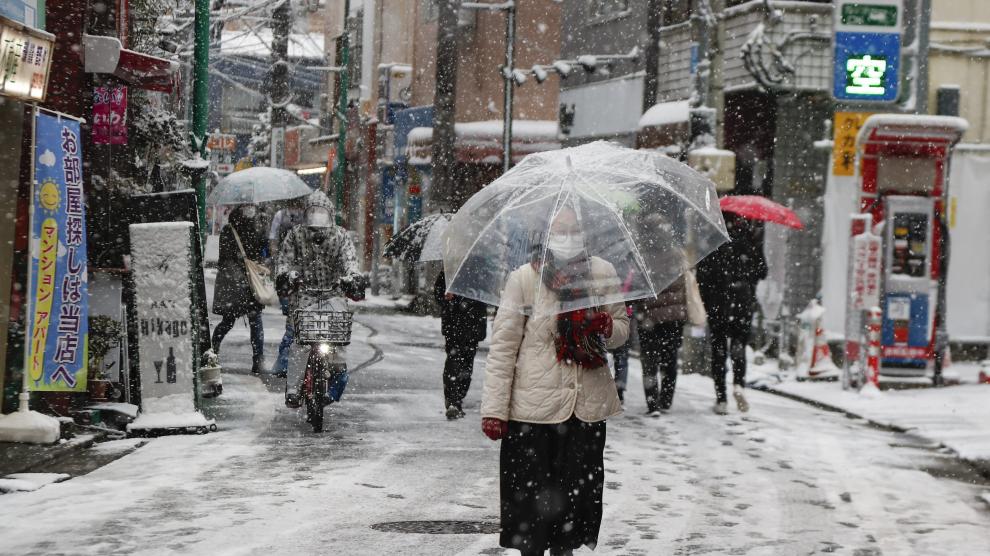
[[697, 195, 801, 414]]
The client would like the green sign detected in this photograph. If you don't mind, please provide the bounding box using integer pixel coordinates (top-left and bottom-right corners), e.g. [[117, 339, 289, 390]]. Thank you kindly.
[[841, 4, 898, 27], [845, 54, 888, 96]]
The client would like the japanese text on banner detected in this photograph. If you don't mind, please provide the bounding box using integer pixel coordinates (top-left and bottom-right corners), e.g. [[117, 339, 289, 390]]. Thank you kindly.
[[28, 112, 89, 392]]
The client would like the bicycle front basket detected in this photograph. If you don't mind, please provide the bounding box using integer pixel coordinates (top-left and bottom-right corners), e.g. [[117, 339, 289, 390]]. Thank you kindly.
[[295, 310, 353, 345]]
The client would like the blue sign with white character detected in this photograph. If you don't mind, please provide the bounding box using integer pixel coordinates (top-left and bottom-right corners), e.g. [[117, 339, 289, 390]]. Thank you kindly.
[[833, 31, 901, 102], [833, 0, 903, 103]]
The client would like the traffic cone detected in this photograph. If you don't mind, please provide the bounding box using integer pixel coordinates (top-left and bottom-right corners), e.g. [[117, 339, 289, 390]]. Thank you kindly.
[[979, 360, 990, 385], [808, 323, 841, 380], [796, 299, 840, 381]]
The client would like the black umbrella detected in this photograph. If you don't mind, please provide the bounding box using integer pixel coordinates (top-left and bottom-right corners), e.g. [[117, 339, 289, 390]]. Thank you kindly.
[[383, 213, 451, 262]]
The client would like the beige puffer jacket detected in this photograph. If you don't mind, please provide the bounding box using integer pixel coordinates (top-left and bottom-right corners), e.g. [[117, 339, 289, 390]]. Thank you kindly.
[[481, 258, 630, 424]]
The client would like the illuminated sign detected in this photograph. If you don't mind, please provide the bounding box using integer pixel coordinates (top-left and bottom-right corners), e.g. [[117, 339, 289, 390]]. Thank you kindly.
[[0, 15, 54, 101], [845, 55, 888, 96], [833, 0, 902, 103]]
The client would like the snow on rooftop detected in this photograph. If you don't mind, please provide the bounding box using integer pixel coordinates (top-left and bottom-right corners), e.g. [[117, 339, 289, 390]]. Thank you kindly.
[[220, 30, 325, 60], [638, 100, 690, 129]]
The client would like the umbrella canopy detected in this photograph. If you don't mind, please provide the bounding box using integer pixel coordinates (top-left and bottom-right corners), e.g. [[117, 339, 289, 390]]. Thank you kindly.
[[719, 195, 804, 229], [442, 141, 729, 317], [208, 167, 313, 206], [383, 213, 451, 262]]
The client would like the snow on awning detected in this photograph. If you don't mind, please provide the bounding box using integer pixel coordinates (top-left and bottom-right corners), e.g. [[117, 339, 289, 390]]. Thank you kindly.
[[83, 34, 179, 93], [406, 120, 561, 165], [638, 100, 690, 130], [637, 100, 691, 149], [114, 48, 179, 93]]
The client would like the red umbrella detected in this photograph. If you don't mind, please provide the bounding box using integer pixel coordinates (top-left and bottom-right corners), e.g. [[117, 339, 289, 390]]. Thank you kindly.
[[719, 195, 804, 230]]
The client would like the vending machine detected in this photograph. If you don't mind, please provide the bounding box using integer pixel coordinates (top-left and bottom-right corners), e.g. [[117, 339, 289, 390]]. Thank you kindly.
[[852, 115, 967, 378]]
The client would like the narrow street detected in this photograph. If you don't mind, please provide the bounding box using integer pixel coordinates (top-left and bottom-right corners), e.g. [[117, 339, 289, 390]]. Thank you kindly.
[[1, 306, 988, 555]]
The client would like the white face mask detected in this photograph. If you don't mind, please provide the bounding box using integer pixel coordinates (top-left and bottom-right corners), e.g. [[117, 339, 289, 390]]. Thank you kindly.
[[241, 207, 257, 218], [547, 233, 584, 261], [306, 208, 332, 228]]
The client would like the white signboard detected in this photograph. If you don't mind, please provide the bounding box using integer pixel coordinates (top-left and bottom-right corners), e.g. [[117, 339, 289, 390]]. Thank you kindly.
[[0, 16, 54, 101], [843, 219, 882, 388], [849, 230, 882, 312], [129, 222, 207, 427]]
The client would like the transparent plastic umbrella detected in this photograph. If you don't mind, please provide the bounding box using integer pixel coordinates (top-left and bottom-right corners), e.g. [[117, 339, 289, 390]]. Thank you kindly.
[[207, 167, 313, 205], [442, 141, 729, 316]]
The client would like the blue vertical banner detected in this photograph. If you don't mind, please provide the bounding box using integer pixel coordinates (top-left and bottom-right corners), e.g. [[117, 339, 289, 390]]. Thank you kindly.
[[28, 111, 89, 392]]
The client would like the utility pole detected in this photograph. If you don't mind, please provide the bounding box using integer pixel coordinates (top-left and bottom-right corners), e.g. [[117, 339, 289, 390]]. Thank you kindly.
[[270, 0, 291, 168], [642, 0, 663, 114], [500, 3, 516, 174], [689, 0, 723, 148], [429, 0, 460, 214], [332, 0, 352, 222], [191, 0, 210, 245]]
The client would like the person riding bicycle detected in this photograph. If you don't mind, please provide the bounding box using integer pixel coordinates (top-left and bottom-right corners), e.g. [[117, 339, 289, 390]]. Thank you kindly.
[[276, 190, 367, 408]]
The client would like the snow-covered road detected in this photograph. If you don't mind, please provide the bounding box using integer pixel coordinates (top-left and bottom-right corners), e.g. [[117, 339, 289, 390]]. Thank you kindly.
[[1, 309, 988, 555]]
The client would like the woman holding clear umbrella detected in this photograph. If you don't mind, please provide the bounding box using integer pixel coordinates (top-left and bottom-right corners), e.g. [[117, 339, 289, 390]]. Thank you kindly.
[[445, 142, 729, 555], [481, 205, 630, 556]]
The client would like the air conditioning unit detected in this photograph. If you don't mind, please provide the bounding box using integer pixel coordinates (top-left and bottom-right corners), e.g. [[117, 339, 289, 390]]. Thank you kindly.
[[386, 64, 413, 104]]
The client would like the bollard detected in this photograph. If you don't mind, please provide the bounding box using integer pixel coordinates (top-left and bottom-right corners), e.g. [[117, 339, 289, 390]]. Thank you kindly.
[[865, 306, 882, 389]]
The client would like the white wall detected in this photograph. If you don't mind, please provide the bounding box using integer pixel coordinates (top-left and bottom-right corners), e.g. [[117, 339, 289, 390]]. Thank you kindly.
[[559, 73, 644, 140], [946, 148, 990, 341]]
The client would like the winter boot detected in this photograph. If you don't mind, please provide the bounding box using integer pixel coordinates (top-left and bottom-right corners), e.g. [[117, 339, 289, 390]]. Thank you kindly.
[[713, 401, 729, 415], [733, 385, 750, 413], [285, 393, 301, 409], [445, 404, 464, 420]]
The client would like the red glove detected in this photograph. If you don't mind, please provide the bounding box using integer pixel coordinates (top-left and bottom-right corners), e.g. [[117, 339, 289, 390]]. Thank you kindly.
[[482, 417, 508, 441], [585, 311, 613, 337]]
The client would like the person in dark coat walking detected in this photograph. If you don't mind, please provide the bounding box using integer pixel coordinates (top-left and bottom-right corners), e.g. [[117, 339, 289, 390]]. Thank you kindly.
[[212, 204, 266, 373], [434, 270, 487, 419], [634, 276, 688, 415], [696, 213, 767, 414]]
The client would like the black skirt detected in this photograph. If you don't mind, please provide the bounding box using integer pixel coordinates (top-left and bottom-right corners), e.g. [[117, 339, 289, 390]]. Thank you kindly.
[[499, 416, 607, 553]]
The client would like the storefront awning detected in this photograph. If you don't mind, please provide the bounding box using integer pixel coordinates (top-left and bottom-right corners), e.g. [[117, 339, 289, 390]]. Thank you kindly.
[[405, 120, 560, 165], [636, 100, 690, 149], [83, 34, 179, 93]]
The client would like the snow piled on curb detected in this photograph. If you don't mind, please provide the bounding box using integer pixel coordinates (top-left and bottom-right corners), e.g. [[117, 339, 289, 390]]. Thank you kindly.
[[0, 473, 70, 493]]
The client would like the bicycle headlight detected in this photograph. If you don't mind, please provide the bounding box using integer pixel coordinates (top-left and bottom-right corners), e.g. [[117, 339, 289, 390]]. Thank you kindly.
[[318, 343, 331, 355]]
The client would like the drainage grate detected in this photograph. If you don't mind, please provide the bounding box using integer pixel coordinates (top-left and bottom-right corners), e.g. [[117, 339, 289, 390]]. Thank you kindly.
[[371, 520, 500, 535]]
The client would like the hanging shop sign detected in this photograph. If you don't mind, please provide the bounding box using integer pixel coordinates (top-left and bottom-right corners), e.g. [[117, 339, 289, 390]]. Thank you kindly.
[[0, 15, 54, 101], [208, 133, 237, 175], [92, 85, 128, 145], [129, 222, 204, 418], [27, 111, 89, 392]]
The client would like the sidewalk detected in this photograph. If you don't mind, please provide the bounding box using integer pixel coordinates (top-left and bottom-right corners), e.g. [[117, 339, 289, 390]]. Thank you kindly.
[[0, 434, 99, 477], [748, 357, 990, 476]]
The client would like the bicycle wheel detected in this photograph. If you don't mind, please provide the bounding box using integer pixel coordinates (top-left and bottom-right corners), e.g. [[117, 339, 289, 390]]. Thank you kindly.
[[307, 369, 326, 433]]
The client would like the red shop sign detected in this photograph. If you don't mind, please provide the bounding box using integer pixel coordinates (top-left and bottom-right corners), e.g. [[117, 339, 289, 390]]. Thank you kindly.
[[93, 86, 128, 145]]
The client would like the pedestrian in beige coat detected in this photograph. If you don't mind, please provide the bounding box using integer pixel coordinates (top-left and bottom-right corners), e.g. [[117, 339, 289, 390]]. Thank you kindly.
[[481, 207, 630, 556]]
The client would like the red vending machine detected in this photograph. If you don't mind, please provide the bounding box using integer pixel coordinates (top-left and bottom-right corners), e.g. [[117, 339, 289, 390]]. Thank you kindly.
[[852, 115, 968, 379]]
